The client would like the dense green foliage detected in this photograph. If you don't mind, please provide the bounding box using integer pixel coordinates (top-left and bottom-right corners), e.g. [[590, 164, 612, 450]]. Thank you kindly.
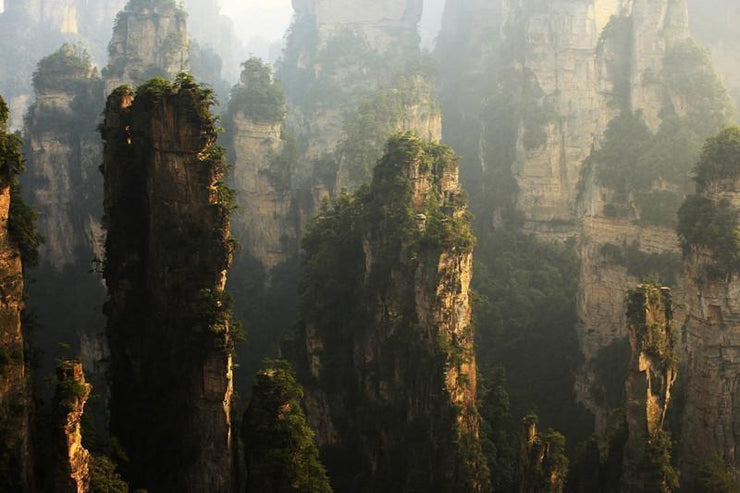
[[588, 37, 734, 225], [677, 196, 739, 275], [124, 0, 185, 15], [478, 369, 516, 491], [600, 243, 681, 285], [664, 40, 735, 137], [242, 360, 331, 493], [298, 134, 487, 491], [640, 431, 679, 492], [229, 58, 285, 123], [473, 229, 592, 445], [32, 44, 95, 92], [694, 455, 740, 492], [677, 128, 740, 276], [89, 455, 129, 493], [518, 415, 569, 492], [0, 97, 41, 268], [693, 126, 740, 186], [335, 76, 438, 189]]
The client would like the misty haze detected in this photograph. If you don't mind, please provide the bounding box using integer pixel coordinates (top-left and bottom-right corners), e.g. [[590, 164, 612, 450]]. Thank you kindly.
[[0, 1, 739, 492]]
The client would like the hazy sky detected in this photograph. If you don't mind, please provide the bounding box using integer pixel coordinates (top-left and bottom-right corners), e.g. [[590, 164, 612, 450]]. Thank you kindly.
[[220, 0, 293, 47], [219, 0, 446, 53]]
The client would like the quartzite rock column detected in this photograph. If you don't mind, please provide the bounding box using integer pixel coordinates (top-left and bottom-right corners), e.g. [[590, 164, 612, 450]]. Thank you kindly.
[[101, 76, 234, 492]]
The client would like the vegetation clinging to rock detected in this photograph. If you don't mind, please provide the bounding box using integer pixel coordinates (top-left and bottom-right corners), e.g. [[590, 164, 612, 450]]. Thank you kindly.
[[229, 57, 286, 123], [242, 359, 332, 493]]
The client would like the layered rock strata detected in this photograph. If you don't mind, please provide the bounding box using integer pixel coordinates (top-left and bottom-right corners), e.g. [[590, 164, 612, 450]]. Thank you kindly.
[[101, 76, 234, 492], [296, 134, 489, 492]]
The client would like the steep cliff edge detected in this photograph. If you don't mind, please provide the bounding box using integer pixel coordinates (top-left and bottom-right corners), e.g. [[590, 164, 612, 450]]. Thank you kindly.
[[225, 58, 300, 393], [0, 94, 36, 492], [676, 127, 740, 486], [227, 58, 294, 275], [101, 75, 235, 492], [295, 134, 489, 492], [437, 0, 734, 439], [103, 0, 189, 94], [622, 284, 678, 491], [52, 360, 91, 493], [22, 45, 107, 383]]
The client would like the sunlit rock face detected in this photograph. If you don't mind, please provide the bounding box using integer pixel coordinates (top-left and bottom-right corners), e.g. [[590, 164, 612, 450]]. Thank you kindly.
[[52, 361, 92, 493], [0, 96, 31, 492], [103, 0, 189, 94], [296, 135, 490, 492], [101, 80, 234, 492]]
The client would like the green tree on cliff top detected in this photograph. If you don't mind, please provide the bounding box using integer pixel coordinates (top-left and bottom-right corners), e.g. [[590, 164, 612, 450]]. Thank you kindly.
[[242, 359, 331, 493]]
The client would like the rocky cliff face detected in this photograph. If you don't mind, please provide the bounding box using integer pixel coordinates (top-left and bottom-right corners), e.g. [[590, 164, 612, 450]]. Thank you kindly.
[[0, 0, 125, 128], [0, 95, 32, 492], [227, 59, 295, 274], [439, 0, 691, 231], [437, 0, 732, 437], [291, 0, 422, 54], [677, 127, 740, 485], [4, 0, 80, 32], [101, 76, 234, 492], [24, 49, 102, 270], [622, 284, 677, 491], [52, 360, 91, 493], [279, 0, 437, 200], [20, 46, 107, 436], [296, 134, 489, 492], [103, 0, 189, 94]]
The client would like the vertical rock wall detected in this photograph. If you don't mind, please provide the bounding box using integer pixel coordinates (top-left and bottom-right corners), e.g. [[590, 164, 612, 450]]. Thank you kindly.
[[103, 0, 189, 94], [437, 0, 730, 437], [678, 132, 740, 484], [52, 360, 91, 493], [622, 284, 677, 491], [101, 77, 234, 492], [0, 95, 32, 493], [22, 45, 107, 381], [297, 134, 489, 492]]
